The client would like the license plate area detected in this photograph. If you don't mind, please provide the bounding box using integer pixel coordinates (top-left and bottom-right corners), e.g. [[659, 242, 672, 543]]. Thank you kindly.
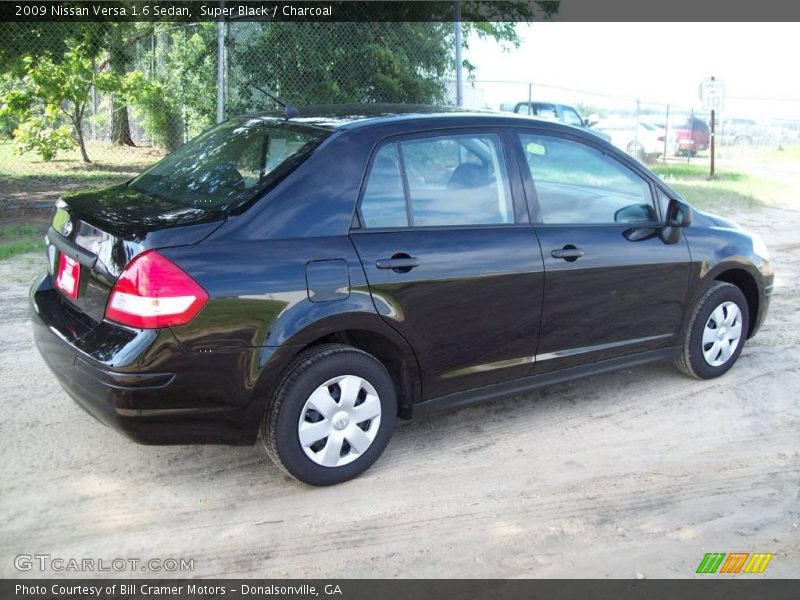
[[55, 253, 81, 299]]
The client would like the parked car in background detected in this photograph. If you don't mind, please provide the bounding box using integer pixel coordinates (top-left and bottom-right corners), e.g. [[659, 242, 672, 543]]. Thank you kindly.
[[31, 106, 773, 486], [594, 118, 678, 160], [511, 101, 612, 142], [717, 118, 771, 147], [661, 116, 710, 156]]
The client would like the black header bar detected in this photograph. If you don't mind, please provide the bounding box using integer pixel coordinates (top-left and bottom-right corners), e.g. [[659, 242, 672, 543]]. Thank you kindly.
[[2, 1, 800, 23]]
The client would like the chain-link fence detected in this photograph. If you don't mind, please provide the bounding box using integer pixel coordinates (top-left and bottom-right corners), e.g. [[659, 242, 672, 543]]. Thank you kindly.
[[454, 79, 800, 162], [0, 19, 459, 208], [1, 20, 799, 211]]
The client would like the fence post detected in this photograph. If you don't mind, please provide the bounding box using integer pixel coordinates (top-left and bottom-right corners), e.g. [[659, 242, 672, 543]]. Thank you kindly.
[[687, 108, 694, 164], [453, 1, 463, 107], [634, 99, 640, 159], [527, 82, 533, 115], [216, 2, 226, 123], [663, 104, 669, 163]]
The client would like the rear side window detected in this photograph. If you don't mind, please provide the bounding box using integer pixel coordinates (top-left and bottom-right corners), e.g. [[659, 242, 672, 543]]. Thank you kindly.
[[359, 133, 513, 228], [360, 144, 407, 228], [520, 133, 656, 225]]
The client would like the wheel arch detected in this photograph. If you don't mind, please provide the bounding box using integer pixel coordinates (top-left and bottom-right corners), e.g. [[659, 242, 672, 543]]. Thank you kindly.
[[712, 267, 759, 338], [271, 313, 422, 418]]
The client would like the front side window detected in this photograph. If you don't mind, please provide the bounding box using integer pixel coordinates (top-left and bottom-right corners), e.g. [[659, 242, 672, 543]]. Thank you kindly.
[[130, 118, 327, 212], [519, 133, 656, 225], [359, 133, 513, 228]]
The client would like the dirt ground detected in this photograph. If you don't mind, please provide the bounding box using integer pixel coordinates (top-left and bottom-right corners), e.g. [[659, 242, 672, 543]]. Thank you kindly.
[[0, 166, 798, 579]]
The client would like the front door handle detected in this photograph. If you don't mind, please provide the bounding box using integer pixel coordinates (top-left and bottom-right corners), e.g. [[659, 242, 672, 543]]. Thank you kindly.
[[551, 245, 584, 262], [376, 253, 420, 273]]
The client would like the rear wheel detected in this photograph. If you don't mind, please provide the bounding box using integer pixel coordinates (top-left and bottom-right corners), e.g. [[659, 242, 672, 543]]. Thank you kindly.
[[733, 135, 753, 147], [262, 344, 397, 485], [676, 282, 749, 379]]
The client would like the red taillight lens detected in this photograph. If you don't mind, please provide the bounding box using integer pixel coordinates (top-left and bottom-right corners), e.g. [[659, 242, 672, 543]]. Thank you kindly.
[[105, 250, 208, 329], [657, 135, 665, 142]]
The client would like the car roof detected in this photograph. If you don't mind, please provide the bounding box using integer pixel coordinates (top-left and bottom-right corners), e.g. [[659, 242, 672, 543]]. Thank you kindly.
[[240, 103, 568, 132]]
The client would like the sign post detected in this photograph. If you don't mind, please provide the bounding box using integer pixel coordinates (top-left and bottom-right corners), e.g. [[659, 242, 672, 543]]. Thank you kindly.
[[700, 77, 725, 177]]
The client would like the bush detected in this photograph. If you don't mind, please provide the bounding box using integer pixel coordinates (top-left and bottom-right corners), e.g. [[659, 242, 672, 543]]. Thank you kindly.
[[12, 114, 75, 160]]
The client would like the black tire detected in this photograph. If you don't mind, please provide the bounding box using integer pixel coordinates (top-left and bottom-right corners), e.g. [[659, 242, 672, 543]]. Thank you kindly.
[[261, 344, 397, 486], [626, 141, 645, 160], [676, 282, 750, 379]]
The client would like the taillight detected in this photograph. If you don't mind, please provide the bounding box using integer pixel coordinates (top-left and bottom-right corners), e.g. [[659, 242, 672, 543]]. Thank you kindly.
[[657, 135, 665, 142], [105, 250, 208, 329]]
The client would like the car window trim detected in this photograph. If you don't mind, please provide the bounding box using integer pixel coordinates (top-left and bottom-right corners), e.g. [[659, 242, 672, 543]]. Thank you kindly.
[[394, 142, 416, 227], [511, 127, 664, 227], [353, 127, 526, 232]]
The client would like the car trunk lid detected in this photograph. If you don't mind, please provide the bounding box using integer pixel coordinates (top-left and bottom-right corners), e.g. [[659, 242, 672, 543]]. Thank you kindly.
[[47, 184, 224, 325]]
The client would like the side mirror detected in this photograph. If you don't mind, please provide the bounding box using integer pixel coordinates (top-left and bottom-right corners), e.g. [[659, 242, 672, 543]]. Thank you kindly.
[[661, 198, 692, 244], [666, 198, 692, 227]]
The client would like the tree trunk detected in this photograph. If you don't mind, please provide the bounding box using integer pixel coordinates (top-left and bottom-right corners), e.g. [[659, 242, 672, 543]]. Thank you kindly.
[[108, 41, 135, 146], [110, 95, 135, 146], [74, 113, 91, 163]]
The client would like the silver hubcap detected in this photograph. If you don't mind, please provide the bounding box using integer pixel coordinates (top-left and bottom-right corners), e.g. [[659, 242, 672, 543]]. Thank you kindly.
[[702, 301, 743, 367], [297, 375, 382, 468]]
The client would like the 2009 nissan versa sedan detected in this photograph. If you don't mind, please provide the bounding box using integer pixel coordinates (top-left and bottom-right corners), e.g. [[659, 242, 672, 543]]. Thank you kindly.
[[31, 105, 773, 485]]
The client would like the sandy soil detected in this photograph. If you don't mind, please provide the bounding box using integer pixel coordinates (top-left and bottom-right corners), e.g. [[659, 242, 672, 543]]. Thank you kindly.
[[1, 169, 798, 578]]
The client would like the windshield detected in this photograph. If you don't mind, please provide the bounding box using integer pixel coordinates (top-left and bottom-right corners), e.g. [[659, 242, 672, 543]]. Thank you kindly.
[[130, 118, 328, 212]]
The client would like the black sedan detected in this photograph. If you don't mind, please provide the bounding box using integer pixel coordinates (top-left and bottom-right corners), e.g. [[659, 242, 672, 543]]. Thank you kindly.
[[31, 106, 773, 485]]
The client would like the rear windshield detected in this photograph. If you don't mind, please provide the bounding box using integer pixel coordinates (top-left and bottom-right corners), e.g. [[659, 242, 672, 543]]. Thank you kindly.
[[674, 117, 710, 132], [130, 118, 329, 212]]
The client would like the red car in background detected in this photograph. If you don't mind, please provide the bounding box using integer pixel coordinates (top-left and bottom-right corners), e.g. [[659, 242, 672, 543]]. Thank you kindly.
[[670, 116, 710, 156]]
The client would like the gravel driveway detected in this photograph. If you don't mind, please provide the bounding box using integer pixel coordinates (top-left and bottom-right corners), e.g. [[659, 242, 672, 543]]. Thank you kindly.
[[1, 188, 798, 579]]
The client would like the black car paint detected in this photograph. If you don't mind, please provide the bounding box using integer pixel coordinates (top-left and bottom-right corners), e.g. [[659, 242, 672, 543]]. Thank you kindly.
[[30, 107, 773, 446]]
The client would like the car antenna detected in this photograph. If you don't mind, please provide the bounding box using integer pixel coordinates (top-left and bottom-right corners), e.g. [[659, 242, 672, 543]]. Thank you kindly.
[[252, 85, 299, 120]]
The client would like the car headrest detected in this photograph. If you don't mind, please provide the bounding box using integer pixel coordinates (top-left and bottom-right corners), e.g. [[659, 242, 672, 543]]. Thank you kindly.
[[447, 163, 489, 189]]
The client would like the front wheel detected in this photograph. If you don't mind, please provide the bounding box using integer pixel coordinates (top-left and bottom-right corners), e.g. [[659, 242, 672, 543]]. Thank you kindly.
[[626, 141, 645, 160], [676, 282, 749, 379], [262, 344, 397, 485]]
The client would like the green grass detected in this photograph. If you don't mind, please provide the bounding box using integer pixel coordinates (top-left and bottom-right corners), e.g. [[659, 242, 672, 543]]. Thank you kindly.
[[0, 139, 163, 202], [649, 163, 789, 213], [0, 224, 44, 261]]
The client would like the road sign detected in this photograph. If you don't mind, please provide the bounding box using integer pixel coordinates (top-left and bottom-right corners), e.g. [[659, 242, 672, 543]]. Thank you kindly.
[[699, 78, 725, 111]]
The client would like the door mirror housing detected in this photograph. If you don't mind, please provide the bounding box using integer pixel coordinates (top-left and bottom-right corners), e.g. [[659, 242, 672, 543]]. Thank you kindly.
[[665, 198, 692, 228]]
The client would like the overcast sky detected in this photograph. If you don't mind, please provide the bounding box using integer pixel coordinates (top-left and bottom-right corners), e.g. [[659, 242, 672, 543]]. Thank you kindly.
[[467, 22, 800, 117]]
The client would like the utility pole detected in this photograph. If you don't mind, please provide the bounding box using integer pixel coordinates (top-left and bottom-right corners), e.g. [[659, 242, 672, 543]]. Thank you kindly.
[[454, 1, 463, 107], [216, 0, 226, 124]]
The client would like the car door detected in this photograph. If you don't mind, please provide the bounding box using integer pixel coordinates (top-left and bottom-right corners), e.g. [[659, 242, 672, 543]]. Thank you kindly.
[[514, 129, 691, 374], [350, 129, 545, 400]]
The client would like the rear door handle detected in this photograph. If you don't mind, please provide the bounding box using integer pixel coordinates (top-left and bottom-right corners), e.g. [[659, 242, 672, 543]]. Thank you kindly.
[[376, 254, 420, 272], [551, 246, 584, 261]]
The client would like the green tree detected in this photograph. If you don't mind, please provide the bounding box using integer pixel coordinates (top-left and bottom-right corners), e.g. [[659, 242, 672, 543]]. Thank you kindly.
[[1, 40, 146, 162], [225, 7, 555, 113], [135, 23, 217, 151], [105, 23, 138, 146]]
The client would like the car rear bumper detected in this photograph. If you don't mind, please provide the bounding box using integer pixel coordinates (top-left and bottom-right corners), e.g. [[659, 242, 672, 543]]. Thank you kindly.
[[677, 139, 709, 152], [30, 271, 265, 445]]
